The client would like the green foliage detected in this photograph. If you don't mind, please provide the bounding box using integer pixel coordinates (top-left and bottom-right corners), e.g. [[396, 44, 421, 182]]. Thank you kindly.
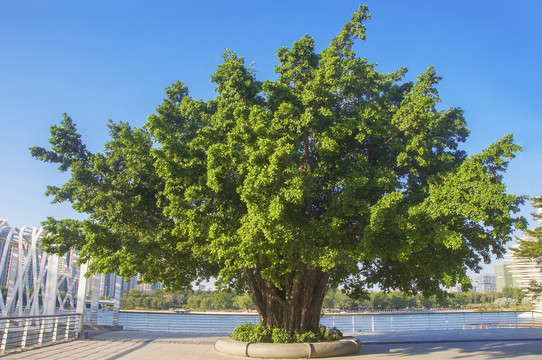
[[186, 295, 202, 310], [272, 327, 293, 343], [121, 289, 171, 310], [213, 291, 235, 310], [199, 297, 214, 311], [32, 6, 525, 330], [388, 292, 408, 309], [232, 323, 272, 343], [371, 292, 390, 310], [119, 287, 530, 311], [231, 323, 342, 343], [323, 287, 528, 311], [521, 297, 533, 307], [500, 286, 525, 301], [493, 297, 518, 308], [234, 292, 256, 310], [120, 289, 254, 312]]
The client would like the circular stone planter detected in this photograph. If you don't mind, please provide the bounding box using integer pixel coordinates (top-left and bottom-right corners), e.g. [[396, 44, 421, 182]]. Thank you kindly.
[[215, 337, 361, 358]]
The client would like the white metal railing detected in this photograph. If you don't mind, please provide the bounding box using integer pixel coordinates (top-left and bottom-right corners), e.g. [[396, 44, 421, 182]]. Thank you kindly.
[[321, 310, 542, 332], [84, 310, 542, 334], [0, 313, 82, 355]]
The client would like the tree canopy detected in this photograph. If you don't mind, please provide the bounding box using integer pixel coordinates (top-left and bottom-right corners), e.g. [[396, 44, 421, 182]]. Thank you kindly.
[[31, 5, 525, 332]]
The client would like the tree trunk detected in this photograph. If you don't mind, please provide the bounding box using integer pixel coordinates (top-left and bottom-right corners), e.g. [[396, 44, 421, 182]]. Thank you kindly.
[[245, 266, 329, 333]]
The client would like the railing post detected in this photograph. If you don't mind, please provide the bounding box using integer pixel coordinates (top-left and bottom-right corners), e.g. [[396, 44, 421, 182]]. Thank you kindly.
[[38, 316, 45, 345], [371, 316, 375, 332], [65, 315, 71, 340], [532, 311, 535, 328], [352, 316, 355, 332], [409, 314, 412, 331], [90, 274, 101, 325], [445, 313, 448, 330], [391, 317, 394, 332], [77, 313, 83, 338], [21, 318, 29, 349], [52, 316, 59, 342], [112, 274, 122, 327], [0, 320, 9, 355], [332, 316, 335, 328]]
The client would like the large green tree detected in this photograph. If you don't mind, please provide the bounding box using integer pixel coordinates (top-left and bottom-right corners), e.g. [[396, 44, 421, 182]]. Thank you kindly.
[[31, 6, 525, 332]]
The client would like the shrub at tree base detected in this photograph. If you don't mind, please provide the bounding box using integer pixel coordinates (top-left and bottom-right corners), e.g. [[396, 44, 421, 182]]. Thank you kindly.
[[231, 323, 342, 344]]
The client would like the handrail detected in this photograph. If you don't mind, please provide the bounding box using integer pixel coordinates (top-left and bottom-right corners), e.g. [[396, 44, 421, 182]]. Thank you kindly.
[[0, 313, 82, 355], [115, 309, 537, 317], [321, 310, 537, 317], [0, 313, 81, 321], [101, 309, 542, 333]]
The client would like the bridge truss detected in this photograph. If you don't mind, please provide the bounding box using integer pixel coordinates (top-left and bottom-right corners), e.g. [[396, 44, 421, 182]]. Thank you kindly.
[[0, 219, 121, 324]]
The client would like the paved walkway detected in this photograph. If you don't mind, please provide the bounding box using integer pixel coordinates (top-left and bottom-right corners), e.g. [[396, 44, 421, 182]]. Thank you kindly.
[[3, 328, 542, 359]]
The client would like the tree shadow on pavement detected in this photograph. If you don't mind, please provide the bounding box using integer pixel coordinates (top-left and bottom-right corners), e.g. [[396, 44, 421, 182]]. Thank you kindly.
[[105, 340, 153, 360], [359, 341, 542, 359]]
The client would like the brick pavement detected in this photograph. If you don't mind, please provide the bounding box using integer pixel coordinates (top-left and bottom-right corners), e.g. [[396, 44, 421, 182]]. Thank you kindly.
[[2, 328, 541, 359]]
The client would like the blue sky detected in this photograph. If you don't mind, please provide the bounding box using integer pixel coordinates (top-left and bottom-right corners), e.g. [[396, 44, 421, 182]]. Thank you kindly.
[[1, 0, 540, 260]]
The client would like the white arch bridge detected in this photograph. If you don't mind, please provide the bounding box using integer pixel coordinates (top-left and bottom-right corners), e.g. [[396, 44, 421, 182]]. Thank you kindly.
[[0, 219, 121, 325]]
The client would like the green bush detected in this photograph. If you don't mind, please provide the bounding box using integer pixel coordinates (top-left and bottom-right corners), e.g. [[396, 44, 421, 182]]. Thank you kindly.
[[231, 323, 272, 343], [230, 323, 343, 343], [494, 297, 518, 308], [272, 327, 293, 343]]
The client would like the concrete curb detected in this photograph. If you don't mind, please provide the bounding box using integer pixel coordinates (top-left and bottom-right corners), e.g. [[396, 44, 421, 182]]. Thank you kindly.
[[214, 337, 361, 358]]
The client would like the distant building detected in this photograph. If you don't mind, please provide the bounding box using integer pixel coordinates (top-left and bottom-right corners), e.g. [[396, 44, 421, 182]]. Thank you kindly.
[[138, 282, 152, 293], [120, 274, 161, 294], [495, 264, 517, 291], [472, 274, 497, 293], [449, 284, 462, 293], [504, 248, 542, 304], [152, 282, 163, 291], [99, 273, 124, 298], [57, 249, 79, 294], [503, 210, 542, 309]]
